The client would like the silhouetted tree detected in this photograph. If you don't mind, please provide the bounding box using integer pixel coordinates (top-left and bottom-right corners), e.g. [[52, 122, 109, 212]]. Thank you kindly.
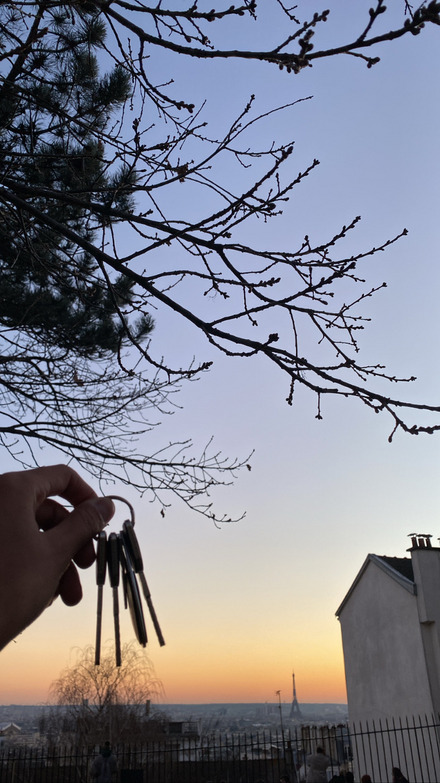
[[43, 643, 165, 745], [1, 2, 440, 519]]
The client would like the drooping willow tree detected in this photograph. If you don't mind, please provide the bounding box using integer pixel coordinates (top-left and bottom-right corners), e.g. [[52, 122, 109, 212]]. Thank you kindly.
[[44, 643, 165, 745], [0, 1, 439, 520]]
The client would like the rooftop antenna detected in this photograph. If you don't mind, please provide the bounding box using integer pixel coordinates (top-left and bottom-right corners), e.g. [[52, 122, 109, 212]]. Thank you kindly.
[[275, 690, 285, 736]]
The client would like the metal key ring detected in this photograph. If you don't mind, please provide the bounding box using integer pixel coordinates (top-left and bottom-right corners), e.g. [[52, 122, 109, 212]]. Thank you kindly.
[[93, 496, 135, 538], [106, 495, 136, 527]]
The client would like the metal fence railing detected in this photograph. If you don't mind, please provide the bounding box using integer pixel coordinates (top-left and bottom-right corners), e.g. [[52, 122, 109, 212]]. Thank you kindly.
[[349, 714, 440, 783], [1, 716, 440, 782]]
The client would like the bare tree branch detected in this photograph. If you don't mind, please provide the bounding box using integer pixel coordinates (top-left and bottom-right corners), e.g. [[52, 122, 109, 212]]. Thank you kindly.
[[1, 0, 439, 522]]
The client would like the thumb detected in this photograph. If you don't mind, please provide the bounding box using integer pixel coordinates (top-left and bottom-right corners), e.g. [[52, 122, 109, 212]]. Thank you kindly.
[[49, 497, 115, 565]]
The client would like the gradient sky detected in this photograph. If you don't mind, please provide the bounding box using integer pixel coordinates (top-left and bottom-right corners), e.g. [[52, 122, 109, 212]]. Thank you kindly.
[[1, 2, 440, 707]]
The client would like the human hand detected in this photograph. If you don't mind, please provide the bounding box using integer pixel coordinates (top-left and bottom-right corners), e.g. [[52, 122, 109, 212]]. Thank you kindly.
[[0, 464, 115, 650]]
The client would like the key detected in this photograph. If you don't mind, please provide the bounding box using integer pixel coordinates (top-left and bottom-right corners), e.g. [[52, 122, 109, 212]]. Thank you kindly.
[[94, 531, 107, 666], [107, 532, 122, 667], [119, 534, 148, 647], [122, 519, 165, 646]]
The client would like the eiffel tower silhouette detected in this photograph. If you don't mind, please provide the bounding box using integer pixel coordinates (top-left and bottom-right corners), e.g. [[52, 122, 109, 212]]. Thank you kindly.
[[289, 671, 302, 719]]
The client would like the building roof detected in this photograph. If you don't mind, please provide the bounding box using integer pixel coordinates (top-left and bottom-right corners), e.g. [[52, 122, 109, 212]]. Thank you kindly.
[[380, 556, 414, 582], [0, 723, 21, 735], [335, 554, 416, 618]]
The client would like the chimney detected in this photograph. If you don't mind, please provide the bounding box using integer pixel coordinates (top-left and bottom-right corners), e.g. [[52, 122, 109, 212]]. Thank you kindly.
[[408, 533, 433, 549], [408, 533, 440, 623]]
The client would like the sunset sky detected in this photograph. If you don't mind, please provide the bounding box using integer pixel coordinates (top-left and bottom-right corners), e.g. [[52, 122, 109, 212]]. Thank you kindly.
[[1, 2, 440, 707]]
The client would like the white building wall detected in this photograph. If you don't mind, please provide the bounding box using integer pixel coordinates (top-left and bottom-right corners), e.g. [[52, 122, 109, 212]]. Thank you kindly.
[[338, 558, 433, 725], [338, 556, 440, 783]]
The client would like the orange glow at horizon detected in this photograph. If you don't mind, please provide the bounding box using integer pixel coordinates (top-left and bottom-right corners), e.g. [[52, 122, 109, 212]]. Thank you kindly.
[[155, 664, 347, 705], [147, 634, 348, 705], [0, 616, 348, 705]]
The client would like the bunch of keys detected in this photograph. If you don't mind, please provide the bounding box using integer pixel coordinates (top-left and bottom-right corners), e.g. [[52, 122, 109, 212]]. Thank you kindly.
[[94, 496, 165, 667]]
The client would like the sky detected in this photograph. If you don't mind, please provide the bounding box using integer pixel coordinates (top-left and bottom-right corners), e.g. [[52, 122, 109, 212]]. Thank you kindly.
[[1, 2, 440, 707]]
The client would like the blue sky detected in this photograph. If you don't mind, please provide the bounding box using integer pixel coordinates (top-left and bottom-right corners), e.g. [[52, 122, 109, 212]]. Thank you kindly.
[[1, 2, 440, 705]]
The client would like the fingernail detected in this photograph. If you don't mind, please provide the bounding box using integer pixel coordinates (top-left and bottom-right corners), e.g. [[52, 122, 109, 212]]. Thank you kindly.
[[92, 497, 115, 524]]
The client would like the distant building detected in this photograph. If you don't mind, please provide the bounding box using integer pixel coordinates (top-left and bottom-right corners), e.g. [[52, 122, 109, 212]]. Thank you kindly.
[[0, 722, 22, 743], [166, 721, 199, 739], [336, 534, 440, 781], [288, 672, 302, 720]]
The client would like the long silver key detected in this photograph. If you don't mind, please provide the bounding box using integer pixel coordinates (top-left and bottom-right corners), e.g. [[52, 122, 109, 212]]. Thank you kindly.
[[94, 531, 107, 666], [122, 520, 165, 646], [119, 534, 148, 647], [108, 533, 122, 667]]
